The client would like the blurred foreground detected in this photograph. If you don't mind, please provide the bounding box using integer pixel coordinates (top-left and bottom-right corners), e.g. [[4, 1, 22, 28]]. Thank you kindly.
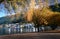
[[0, 33, 60, 39]]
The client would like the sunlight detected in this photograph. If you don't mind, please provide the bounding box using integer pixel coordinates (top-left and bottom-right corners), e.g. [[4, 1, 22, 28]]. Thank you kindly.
[[34, 5, 39, 9]]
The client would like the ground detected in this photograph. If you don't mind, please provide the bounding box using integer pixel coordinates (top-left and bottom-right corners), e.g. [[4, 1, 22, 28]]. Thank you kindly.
[[0, 32, 60, 39]]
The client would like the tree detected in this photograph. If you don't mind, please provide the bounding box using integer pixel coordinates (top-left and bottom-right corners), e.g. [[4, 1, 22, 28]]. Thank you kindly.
[[40, 5, 60, 30], [45, 0, 60, 30], [0, 0, 4, 3], [46, 13, 60, 30], [25, 0, 60, 31], [32, 9, 46, 32], [25, 0, 49, 32]]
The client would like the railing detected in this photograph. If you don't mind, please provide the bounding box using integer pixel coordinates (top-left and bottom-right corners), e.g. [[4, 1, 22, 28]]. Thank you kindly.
[[0, 24, 37, 35]]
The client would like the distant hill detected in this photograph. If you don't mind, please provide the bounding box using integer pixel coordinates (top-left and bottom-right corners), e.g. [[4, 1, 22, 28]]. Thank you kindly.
[[0, 16, 11, 24], [0, 13, 26, 24], [49, 4, 60, 12]]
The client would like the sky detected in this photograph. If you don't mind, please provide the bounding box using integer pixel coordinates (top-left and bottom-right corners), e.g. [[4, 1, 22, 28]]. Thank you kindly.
[[0, 3, 6, 17], [0, 0, 60, 17], [0, 2, 15, 17]]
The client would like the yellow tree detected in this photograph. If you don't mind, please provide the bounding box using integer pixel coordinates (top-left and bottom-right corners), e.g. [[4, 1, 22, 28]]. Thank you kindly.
[[26, 0, 35, 22], [45, 13, 60, 30], [32, 9, 47, 32], [41, 3, 60, 30], [25, 0, 60, 31], [25, 0, 49, 32]]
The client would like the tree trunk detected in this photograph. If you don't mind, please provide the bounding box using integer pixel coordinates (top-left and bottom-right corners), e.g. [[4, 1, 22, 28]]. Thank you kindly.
[[37, 27, 39, 32]]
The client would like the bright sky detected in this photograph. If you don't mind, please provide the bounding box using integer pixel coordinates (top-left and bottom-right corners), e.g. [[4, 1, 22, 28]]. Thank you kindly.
[[0, 3, 7, 17], [0, 3, 15, 17]]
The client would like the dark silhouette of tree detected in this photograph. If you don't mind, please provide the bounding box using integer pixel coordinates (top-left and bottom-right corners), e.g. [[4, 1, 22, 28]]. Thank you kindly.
[[46, 14, 60, 30], [49, 0, 60, 12], [0, 0, 4, 3], [49, 4, 60, 12]]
